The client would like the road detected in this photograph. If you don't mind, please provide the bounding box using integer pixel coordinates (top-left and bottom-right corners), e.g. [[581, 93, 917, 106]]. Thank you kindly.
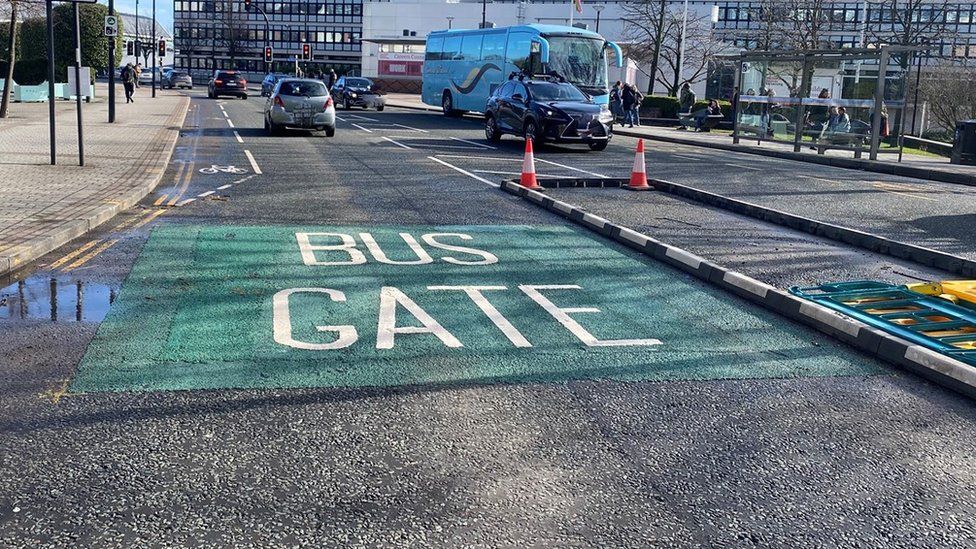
[[2, 91, 976, 547]]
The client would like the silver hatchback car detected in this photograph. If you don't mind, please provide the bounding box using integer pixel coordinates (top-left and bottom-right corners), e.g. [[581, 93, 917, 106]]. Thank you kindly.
[[264, 78, 336, 137]]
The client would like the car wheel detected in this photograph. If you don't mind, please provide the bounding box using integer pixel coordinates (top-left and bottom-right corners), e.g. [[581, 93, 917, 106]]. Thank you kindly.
[[242, 94, 248, 100], [377, 105, 384, 112], [588, 140, 609, 151], [524, 119, 543, 146], [325, 125, 336, 137], [484, 115, 502, 143]]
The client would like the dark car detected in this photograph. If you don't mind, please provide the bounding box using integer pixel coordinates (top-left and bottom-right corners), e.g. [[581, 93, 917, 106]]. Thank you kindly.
[[484, 77, 614, 151], [261, 73, 289, 97], [208, 70, 248, 99], [331, 77, 385, 111]]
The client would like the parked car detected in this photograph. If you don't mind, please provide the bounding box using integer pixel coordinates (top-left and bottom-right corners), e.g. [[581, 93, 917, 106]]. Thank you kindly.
[[208, 70, 248, 99], [261, 73, 289, 97], [483, 76, 614, 151], [163, 69, 193, 89], [138, 67, 160, 85], [330, 77, 385, 111], [264, 78, 336, 136]]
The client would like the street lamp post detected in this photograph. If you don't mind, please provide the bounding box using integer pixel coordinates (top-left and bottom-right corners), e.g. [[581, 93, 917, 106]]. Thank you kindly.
[[152, 0, 156, 98], [911, 38, 928, 136], [482, 0, 487, 28], [446, 16, 454, 29], [246, 2, 272, 74], [593, 4, 605, 33], [677, 0, 689, 93]]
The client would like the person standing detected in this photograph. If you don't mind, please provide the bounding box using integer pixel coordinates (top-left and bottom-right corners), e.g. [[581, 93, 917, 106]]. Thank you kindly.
[[679, 82, 696, 115], [133, 63, 142, 88], [622, 83, 637, 128], [327, 68, 338, 90], [122, 64, 136, 103], [630, 85, 643, 127], [609, 80, 623, 122]]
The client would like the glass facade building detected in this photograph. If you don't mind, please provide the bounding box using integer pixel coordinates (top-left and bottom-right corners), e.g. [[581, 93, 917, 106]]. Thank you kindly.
[[174, 0, 363, 78]]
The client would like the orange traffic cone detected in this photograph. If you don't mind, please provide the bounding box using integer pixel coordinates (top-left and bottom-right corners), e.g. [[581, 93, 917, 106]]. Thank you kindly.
[[626, 138, 651, 191], [520, 138, 542, 190]]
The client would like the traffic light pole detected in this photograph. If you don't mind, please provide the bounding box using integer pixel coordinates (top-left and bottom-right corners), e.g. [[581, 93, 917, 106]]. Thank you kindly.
[[108, 0, 116, 122], [247, 2, 271, 74], [151, 0, 156, 98], [45, 0, 56, 164]]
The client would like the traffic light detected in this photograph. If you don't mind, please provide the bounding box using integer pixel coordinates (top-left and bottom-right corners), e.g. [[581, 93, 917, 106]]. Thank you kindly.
[[301, 43, 311, 61], [264, 46, 273, 63], [158, 39, 166, 57], [244, 0, 251, 10], [126, 41, 134, 55], [134, 41, 141, 57]]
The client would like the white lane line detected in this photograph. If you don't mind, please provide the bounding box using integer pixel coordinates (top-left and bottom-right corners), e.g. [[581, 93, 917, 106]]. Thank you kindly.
[[177, 198, 196, 206], [393, 123, 428, 133], [244, 149, 263, 174], [346, 114, 378, 121], [233, 130, 243, 143], [435, 154, 521, 162], [428, 156, 499, 188], [226, 118, 235, 128], [334, 115, 347, 122], [450, 136, 496, 150], [233, 174, 257, 185], [351, 123, 373, 133], [382, 136, 413, 149], [534, 158, 608, 178], [198, 190, 216, 197], [724, 162, 762, 171], [217, 184, 233, 190]]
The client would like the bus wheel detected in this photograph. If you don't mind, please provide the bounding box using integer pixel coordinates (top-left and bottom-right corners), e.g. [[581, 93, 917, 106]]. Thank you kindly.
[[442, 92, 460, 117]]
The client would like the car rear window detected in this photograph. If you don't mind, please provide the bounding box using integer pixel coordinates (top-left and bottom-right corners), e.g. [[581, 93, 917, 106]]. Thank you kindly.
[[172, 71, 187, 77], [279, 81, 328, 97], [217, 71, 240, 79]]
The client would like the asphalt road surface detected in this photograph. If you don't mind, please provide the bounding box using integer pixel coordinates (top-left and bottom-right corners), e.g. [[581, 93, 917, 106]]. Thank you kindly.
[[2, 91, 976, 547]]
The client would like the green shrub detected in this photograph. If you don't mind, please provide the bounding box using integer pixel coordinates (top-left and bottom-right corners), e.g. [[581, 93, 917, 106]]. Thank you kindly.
[[12, 58, 47, 85], [640, 95, 680, 118]]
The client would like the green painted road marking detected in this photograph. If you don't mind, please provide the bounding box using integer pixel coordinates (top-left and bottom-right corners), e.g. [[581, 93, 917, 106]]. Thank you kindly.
[[72, 225, 883, 392]]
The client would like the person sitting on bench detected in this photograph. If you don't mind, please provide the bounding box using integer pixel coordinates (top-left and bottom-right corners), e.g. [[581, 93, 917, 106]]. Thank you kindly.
[[694, 100, 722, 132]]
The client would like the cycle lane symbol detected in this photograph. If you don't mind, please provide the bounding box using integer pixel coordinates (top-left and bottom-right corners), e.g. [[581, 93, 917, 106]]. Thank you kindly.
[[199, 165, 247, 175]]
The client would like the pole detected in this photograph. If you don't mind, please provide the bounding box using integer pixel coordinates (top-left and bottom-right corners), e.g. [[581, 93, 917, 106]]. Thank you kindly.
[[595, 10, 601, 32], [569, 1, 574, 26], [108, 0, 116, 122], [152, 0, 156, 98], [74, 2, 84, 166], [482, 0, 487, 28], [45, 0, 56, 165], [869, 47, 888, 161], [910, 44, 923, 136], [677, 0, 689, 93]]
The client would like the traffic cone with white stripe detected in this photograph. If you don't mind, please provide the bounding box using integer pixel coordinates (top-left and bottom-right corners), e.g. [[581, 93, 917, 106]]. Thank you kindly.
[[520, 138, 542, 190], [626, 138, 651, 191]]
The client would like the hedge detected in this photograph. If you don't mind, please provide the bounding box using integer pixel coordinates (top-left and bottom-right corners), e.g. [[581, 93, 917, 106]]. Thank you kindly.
[[16, 4, 123, 82], [639, 96, 734, 121], [0, 58, 48, 85]]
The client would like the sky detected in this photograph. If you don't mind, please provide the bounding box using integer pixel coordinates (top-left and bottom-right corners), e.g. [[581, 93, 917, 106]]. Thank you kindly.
[[102, 0, 174, 34]]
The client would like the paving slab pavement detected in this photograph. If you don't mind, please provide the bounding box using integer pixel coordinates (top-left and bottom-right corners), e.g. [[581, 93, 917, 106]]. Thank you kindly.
[[0, 84, 190, 279]]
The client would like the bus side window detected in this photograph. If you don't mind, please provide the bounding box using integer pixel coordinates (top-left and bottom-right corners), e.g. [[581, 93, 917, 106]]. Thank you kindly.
[[425, 36, 444, 61], [460, 35, 483, 62], [506, 33, 533, 73], [482, 33, 507, 62], [443, 36, 462, 61]]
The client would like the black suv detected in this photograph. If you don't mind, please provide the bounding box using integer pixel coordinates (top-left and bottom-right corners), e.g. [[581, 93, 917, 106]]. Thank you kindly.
[[208, 70, 248, 99], [484, 77, 614, 151], [331, 76, 385, 111]]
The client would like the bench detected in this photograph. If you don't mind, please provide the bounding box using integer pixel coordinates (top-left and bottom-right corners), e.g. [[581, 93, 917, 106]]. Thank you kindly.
[[815, 132, 867, 158], [678, 111, 724, 132]]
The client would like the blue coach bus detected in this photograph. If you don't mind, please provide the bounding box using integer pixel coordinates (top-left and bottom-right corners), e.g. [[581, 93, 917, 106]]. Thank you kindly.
[[422, 24, 623, 116]]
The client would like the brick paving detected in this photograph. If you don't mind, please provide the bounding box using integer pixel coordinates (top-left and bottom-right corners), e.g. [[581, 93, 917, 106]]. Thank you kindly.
[[0, 84, 189, 276]]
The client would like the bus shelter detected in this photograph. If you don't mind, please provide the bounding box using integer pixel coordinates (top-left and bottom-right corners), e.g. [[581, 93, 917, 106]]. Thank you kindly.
[[728, 46, 927, 161]]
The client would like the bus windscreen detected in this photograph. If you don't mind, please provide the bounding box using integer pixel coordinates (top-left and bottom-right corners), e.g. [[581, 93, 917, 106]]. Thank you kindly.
[[544, 36, 609, 96]]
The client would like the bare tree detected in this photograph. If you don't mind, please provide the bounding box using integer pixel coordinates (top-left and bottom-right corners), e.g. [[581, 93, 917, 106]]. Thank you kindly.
[[214, 1, 248, 67], [620, 0, 668, 94], [0, 0, 43, 118], [868, 0, 955, 68], [743, 0, 833, 96], [917, 60, 976, 134], [652, 11, 726, 95]]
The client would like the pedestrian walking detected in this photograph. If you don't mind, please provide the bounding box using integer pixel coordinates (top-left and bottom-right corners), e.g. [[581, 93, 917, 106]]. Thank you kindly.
[[609, 81, 623, 122], [134, 64, 142, 88], [630, 86, 643, 127], [122, 63, 136, 103], [328, 69, 338, 90]]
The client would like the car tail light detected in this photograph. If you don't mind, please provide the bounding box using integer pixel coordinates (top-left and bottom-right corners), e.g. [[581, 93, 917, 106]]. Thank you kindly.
[[324, 96, 334, 109], [214, 79, 223, 85], [274, 96, 285, 108]]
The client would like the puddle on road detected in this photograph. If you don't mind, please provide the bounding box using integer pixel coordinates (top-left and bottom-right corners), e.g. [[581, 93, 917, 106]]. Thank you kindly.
[[0, 275, 118, 323]]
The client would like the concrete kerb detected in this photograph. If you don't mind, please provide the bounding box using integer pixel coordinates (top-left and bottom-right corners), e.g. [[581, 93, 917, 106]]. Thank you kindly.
[[500, 178, 976, 400], [0, 95, 191, 278], [614, 128, 976, 188]]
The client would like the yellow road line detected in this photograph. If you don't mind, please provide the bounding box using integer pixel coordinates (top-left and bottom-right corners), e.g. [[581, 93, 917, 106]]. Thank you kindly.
[[153, 194, 169, 206], [63, 239, 120, 272], [111, 209, 154, 232], [871, 183, 938, 202], [48, 239, 100, 270], [167, 161, 195, 206], [129, 208, 168, 231]]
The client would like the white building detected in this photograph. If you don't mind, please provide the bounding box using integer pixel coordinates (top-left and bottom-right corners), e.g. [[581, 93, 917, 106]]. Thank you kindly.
[[118, 13, 175, 70]]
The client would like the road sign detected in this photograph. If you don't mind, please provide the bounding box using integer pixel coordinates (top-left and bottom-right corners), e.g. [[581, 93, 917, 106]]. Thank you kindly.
[[71, 225, 880, 393], [104, 15, 118, 37]]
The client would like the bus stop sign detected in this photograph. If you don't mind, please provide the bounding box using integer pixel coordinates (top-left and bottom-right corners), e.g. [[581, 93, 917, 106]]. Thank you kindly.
[[104, 15, 118, 37]]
